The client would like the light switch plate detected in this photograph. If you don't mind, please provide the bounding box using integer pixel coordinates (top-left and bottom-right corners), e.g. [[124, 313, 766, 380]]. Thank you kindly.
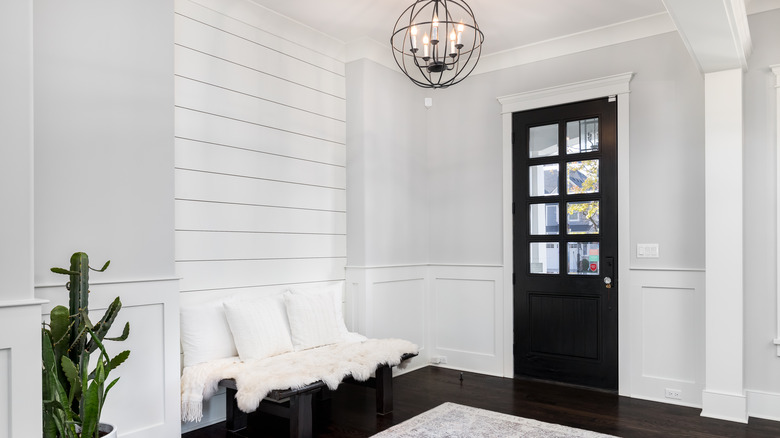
[[637, 243, 659, 258]]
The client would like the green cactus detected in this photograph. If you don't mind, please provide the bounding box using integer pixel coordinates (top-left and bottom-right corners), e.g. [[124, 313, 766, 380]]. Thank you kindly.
[[42, 252, 130, 438]]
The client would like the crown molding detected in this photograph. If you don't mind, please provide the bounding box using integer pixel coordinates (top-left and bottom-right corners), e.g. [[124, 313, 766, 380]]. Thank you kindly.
[[474, 13, 675, 76]]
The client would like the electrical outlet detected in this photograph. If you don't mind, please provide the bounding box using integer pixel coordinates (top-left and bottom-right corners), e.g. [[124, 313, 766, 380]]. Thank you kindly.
[[665, 388, 682, 400], [430, 356, 448, 365]]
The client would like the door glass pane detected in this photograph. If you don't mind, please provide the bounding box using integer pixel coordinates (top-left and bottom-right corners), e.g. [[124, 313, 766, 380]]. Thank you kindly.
[[567, 160, 599, 194], [530, 242, 559, 274], [567, 201, 599, 234], [567, 242, 599, 275], [530, 203, 559, 235], [529, 163, 559, 197], [566, 118, 599, 154], [529, 124, 558, 158]]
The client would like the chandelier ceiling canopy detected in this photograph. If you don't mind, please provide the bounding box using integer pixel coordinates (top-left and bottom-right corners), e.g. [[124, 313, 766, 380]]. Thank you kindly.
[[391, 0, 484, 89]]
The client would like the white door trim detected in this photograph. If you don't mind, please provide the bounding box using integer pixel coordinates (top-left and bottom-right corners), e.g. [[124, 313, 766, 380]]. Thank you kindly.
[[497, 72, 633, 396]]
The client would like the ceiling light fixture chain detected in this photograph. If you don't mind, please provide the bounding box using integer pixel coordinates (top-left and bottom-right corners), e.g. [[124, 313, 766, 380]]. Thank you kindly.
[[391, 0, 484, 89]]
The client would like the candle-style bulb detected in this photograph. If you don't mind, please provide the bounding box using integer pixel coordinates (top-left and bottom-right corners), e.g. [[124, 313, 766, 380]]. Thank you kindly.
[[449, 30, 457, 55], [431, 14, 439, 42], [457, 20, 464, 46], [422, 33, 430, 58], [410, 25, 418, 50]]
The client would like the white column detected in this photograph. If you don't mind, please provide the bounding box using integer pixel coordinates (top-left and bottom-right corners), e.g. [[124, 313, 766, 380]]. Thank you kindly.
[[0, 1, 43, 437], [702, 68, 746, 422]]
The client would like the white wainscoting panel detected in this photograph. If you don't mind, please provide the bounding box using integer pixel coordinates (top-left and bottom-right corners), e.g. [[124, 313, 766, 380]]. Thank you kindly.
[[371, 279, 427, 343], [429, 265, 505, 376], [37, 279, 180, 438], [347, 265, 506, 377], [346, 265, 428, 372], [0, 300, 46, 438], [629, 268, 705, 408]]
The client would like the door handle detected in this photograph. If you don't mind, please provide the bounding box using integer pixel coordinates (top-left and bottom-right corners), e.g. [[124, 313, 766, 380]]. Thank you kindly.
[[604, 276, 612, 288]]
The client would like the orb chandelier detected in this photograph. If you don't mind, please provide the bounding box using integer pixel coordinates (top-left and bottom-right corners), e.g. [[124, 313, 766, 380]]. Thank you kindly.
[[391, 0, 484, 89]]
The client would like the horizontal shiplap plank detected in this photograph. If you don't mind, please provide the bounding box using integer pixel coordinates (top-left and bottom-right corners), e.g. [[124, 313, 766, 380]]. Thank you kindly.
[[175, 200, 346, 234], [176, 77, 346, 144], [175, 14, 345, 98], [176, 0, 344, 74], [175, 46, 345, 121], [175, 139, 345, 189], [176, 231, 346, 261], [175, 108, 345, 166], [175, 169, 345, 211], [179, 281, 345, 306], [178, 258, 346, 292]]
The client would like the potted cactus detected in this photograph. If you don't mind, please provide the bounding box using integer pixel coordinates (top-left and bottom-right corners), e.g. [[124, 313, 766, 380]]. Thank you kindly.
[[42, 252, 130, 438]]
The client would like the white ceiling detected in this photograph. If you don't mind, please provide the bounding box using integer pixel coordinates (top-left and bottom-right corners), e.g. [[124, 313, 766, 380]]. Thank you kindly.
[[247, 0, 669, 55], [247, 0, 780, 72]]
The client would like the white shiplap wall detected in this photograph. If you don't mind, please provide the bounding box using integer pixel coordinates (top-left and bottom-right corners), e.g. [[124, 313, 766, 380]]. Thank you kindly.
[[175, 0, 346, 430], [174, 0, 347, 297]]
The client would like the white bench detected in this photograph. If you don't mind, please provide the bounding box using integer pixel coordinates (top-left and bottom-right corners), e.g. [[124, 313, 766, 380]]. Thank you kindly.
[[179, 284, 418, 438]]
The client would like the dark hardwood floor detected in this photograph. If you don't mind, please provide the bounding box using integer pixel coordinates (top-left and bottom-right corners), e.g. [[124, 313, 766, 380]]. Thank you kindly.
[[182, 366, 780, 437]]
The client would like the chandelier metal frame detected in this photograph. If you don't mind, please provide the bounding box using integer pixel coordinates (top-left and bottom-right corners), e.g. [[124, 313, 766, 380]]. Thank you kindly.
[[391, 0, 484, 89]]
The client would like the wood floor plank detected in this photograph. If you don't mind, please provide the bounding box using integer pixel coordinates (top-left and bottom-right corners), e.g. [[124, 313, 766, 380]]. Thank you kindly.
[[181, 366, 780, 437]]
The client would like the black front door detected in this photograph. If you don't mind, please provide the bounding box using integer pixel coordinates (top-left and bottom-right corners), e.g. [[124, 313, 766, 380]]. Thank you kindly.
[[512, 97, 618, 391]]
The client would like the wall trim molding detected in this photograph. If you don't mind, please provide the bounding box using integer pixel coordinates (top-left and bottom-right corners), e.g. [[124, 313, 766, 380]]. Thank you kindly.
[[773, 64, 780, 356], [498, 72, 634, 386], [35, 276, 181, 289], [629, 266, 705, 272], [497, 72, 633, 114], [346, 263, 503, 270], [0, 298, 48, 309]]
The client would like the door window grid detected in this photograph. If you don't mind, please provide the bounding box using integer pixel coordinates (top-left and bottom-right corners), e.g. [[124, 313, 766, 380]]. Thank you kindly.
[[527, 118, 601, 276]]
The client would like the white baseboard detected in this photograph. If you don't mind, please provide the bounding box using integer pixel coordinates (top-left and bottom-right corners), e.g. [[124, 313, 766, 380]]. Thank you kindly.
[[748, 390, 780, 422], [701, 390, 748, 423]]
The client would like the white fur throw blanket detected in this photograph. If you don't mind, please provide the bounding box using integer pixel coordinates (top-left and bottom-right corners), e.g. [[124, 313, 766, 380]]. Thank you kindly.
[[181, 338, 418, 422]]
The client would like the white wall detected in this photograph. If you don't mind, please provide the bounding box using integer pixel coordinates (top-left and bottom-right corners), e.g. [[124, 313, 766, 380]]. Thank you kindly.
[[345, 59, 429, 267], [0, 1, 43, 437], [32, 1, 179, 437], [743, 9, 780, 420]]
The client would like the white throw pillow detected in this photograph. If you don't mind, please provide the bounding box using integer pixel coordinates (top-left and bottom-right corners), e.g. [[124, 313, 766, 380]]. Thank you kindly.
[[287, 283, 349, 336], [284, 291, 344, 351], [223, 295, 294, 362], [180, 300, 238, 367]]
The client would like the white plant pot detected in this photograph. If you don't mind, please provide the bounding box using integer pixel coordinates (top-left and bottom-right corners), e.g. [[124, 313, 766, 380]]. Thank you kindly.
[[78, 423, 116, 438], [98, 423, 117, 438]]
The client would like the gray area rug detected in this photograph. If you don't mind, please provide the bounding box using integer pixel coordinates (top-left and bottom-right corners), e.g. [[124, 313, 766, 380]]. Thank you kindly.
[[372, 402, 617, 437]]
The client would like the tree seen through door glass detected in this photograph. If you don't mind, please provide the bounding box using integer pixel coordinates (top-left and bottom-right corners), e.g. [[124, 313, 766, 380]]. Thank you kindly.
[[567, 160, 599, 194], [566, 118, 599, 154], [567, 201, 599, 234], [567, 242, 599, 275], [529, 124, 558, 158]]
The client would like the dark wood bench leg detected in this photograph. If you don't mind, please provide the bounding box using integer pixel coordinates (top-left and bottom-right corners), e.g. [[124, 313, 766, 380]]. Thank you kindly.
[[289, 391, 314, 438], [225, 387, 248, 433], [375, 364, 393, 415]]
